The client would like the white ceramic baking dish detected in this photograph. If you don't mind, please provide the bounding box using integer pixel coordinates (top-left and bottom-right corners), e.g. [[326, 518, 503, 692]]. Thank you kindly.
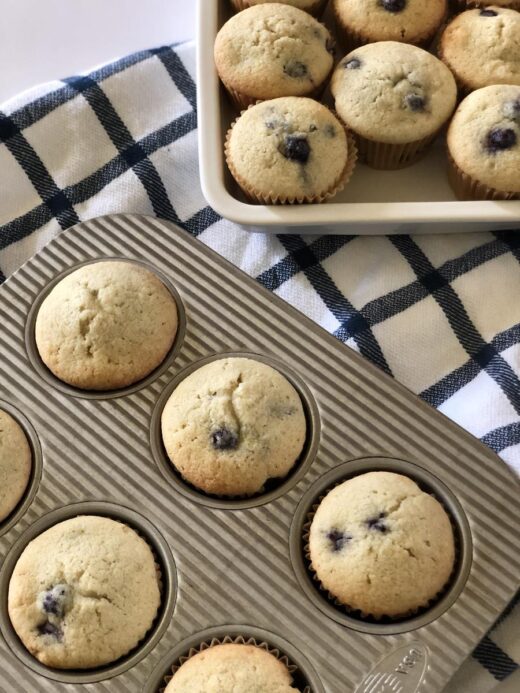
[[196, 0, 520, 235]]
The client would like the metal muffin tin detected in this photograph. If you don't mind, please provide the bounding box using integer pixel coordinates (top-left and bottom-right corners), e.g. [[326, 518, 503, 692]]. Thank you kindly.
[[0, 213, 518, 693]]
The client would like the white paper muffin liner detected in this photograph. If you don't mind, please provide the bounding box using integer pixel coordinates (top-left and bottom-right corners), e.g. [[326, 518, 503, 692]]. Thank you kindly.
[[353, 130, 440, 170], [447, 152, 519, 201]]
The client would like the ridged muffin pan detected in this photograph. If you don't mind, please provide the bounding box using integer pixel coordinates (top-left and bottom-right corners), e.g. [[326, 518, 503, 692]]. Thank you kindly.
[[197, 0, 520, 234], [0, 213, 518, 693]]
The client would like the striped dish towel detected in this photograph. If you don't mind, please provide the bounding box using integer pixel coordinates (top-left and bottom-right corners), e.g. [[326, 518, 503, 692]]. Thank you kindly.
[[0, 41, 518, 692]]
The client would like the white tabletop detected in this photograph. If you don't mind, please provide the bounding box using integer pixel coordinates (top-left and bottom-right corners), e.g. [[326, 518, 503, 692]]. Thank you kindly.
[[0, 0, 195, 103]]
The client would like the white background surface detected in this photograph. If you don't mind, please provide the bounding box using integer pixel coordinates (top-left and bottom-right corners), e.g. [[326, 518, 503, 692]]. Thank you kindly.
[[0, 0, 195, 103]]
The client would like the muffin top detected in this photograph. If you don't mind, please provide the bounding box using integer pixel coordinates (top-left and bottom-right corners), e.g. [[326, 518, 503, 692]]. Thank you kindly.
[[8, 515, 161, 669], [448, 85, 520, 193], [35, 260, 178, 390], [165, 643, 299, 692], [214, 4, 334, 100], [331, 41, 457, 143], [309, 472, 455, 617], [227, 97, 349, 201], [0, 409, 32, 522], [237, 0, 321, 7], [461, 0, 520, 5], [333, 0, 447, 44], [161, 357, 306, 496], [439, 7, 520, 90]]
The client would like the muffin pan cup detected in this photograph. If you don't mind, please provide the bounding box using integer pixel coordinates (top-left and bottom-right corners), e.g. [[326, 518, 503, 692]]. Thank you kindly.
[[150, 351, 321, 510], [0, 501, 176, 684], [0, 213, 518, 693], [145, 626, 323, 693], [0, 402, 43, 538], [291, 457, 472, 635], [24, 257, 187, 400]]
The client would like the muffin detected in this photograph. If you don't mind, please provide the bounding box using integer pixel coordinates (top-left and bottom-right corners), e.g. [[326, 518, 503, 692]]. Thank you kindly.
[[214, 4, 334, 109], [439, 7, 520, 92], [164, 643, 299, 692], [226, 97, 356, 204], [230, 0, 330, 17], [453, 1, 520, 10], [35, 261, 178, 390], [0, 409, 32, 522], [308, 472, 455, 618], [8, 515, 161, 669], [332, 0, 448, 51], [447, 85, 520, 200], [331, 41, 457, 169], [161, 357, 306, 496]]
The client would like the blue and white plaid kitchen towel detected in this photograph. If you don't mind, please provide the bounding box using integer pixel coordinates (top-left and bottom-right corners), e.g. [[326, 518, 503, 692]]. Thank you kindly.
[[0, 41, 518, 692]]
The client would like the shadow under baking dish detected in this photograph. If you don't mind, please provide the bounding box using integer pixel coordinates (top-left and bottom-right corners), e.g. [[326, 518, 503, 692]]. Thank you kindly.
[[289, 457, 473, 636], [24, 257, 187, 401], [0, 501, 176, 684], [150, 352, 321, 510], [142, 625, 325, 693]]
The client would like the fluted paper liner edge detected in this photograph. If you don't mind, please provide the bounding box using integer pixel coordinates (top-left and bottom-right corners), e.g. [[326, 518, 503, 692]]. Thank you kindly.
[[225, 109, 357, 205], [159, 635, 311, 692]]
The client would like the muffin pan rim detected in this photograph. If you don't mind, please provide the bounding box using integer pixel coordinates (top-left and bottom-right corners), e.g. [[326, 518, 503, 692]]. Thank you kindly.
[[149, 350, 321, 510], [0, 500, 177, 684], [142, 625, 326, 693], [0, 400, 43, 538], [24, 256, 187, 401], [0, 212, 518, 693]]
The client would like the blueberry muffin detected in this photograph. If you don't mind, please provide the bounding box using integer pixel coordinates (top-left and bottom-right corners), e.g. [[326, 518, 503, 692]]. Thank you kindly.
[[453, 1, 520, 11], [331, 41, 457, 169], [447, 85, 520, 200], [332, 0, 447, 51], [230, 0, 330, 17], [214, 4, 334, 108], [161, 357, 306, 496], [35, 261, 178, 390], [164, 643, 299, 692], [226, 97, 356, 204], [439, 7, 520, 92], [308, 472, 455, 617], [8, 515, 161, 668], [0, 409, 32, 522]]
